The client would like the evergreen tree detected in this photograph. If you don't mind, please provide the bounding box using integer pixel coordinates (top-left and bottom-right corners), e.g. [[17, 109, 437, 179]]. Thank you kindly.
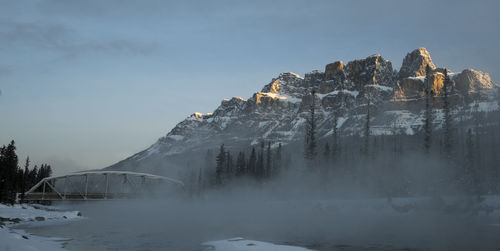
[[464, 128, 479, 196], [332, 111, 340, 160], [363, 92, 371, 155], [304, 90, 318, 162], [0, 141, 19, 203], [23, 157, 30, 183], [215, 144, 226, 185], [442, 69, 453, 162], [274, 143, 282, 176], [20, 156, 30, 201], [38, 164, 52, 181], [235, 152, 246, 177], [256, 142, 265, 179], [225, 151, 233, 180], [0, 145, 5, 201], [266, 142, 272, 178], [424, 65, 433, 154], [28, 166, 39, 189], [248, 147, 257, 177]]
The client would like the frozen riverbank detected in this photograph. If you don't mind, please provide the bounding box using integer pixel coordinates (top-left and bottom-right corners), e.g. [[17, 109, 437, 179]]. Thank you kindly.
[[0, 203, 81, 251], [201, 237, 314, 251], [5, 196, 500, 251]]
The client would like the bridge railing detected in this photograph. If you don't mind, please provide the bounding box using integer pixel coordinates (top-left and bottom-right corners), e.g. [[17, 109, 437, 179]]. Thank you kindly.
[[22, 171, 184, 201]]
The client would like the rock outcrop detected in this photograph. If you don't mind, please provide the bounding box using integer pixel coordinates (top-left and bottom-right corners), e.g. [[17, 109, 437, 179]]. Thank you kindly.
[[399, 47, 436, 79], [344, 54, 394, 91], [394, 77, 425, 100], [454, 69, 493, 94], [105, 48, 499, 177]]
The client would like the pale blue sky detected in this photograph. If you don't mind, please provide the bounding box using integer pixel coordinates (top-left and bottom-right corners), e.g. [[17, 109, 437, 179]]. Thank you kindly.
[[1, 0, 499, 175]]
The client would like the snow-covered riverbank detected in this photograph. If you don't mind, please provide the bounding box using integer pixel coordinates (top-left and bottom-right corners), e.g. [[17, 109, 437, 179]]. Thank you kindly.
[[3, 196, 500, 251], [0, 203, 82, 251], [202, 237, 314, 251]]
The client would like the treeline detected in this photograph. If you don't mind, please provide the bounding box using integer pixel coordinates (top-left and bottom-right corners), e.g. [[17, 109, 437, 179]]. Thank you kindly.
[[0, 140, 52, 204], [288, 68, 500, 197], [193, 68, 500, 198], [213, 142, 291, 185], [202, 115, 499, 198]]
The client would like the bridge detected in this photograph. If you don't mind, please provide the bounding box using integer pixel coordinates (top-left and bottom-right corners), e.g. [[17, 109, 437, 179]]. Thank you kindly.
[[22, 171, 184, 201]]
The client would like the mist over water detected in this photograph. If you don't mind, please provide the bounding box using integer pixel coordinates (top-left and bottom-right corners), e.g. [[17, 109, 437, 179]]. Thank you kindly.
[[20, 186, 500, 251], [18, 106, 500, 250], [17, 115, 500, 251]]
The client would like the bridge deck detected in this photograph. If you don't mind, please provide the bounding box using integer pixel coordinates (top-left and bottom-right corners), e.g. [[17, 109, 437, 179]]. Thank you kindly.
[[23, 193, 141, 201], [22, 171, 184, 202]]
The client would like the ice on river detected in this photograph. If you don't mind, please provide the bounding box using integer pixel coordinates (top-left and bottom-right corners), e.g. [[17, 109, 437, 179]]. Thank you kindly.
[[0, 203, 81, 251], [202, 237, 314, 251]]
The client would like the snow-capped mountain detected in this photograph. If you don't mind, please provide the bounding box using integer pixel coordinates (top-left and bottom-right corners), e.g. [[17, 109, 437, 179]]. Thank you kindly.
[[105, 48, 499, 176]]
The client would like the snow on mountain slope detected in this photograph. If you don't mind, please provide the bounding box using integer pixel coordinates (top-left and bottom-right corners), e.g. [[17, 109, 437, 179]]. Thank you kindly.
[[105, 48, 499, 176]]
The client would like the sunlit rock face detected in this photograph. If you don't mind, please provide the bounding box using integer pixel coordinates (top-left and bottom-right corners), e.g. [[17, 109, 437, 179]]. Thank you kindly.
[[395, 77, 425, 100], [344, 54, 395, 92], [323, 61, 346, 92], [105, 48, 499, 177], [454, 69, 493, 94], [399, 47, 436, 79], [213, 97, 247, 117], [429, 72, 445, 96], [325, 61, 344, 80], [394, 73, 446, 101]]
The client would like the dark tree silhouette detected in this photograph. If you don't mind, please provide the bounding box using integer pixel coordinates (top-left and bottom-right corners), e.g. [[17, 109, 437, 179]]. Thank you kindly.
[[266, 142, 272, 178], [256, 142, 265, 179], [363, 92, 371, 155], [424, 64, 433, 154], [304, 90, 318, 162], [442, 69, 453, 162], [236, 151, 246, 177], [274, 143, 282, 176], [215, 144, 226, 185], [0, 140, 19, 203], [248, 147, 257, 178]]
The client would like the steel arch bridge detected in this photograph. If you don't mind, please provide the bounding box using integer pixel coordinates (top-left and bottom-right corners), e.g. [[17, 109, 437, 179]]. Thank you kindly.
[[22, 171, 184, 201]]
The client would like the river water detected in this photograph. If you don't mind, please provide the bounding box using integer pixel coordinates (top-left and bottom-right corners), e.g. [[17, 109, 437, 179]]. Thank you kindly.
[[17, 199, 500, 251]]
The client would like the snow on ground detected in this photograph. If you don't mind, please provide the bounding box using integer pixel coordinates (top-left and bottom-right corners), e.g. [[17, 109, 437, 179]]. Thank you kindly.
[[202, 237, 314, 251], [0, 203, 82, 251], [0, 203, 80, 222], [0, 226, 68, 251], [316, 90, 360, 99], [469, 101, 500, 112], [365, 84, 393, 92], [408, 76, 426, 82]]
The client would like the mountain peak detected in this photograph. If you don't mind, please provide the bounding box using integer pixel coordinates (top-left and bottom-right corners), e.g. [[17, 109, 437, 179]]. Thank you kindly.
[[324, 61, 344, 80], [399, 47, 436, 79], [279, 72, 303, 80], [105, 49, 499, 178]]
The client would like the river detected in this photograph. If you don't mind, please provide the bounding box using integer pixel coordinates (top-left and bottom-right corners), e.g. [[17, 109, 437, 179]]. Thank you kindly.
[[16, 198, 500, 251]]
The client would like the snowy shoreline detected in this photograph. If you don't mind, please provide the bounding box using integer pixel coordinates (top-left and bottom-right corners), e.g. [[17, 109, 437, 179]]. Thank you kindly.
[[0, 203, 82, 251], [201, 237, 314, 251], [0, 202, 317, 251], [2, 196, 500, 251]]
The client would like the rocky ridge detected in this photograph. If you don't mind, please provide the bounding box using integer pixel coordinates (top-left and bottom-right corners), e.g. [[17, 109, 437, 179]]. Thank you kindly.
[[106, 48, 499, 176]]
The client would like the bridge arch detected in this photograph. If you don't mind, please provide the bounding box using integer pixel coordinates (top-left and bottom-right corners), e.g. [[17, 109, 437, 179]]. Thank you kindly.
[[24, 171, 184, 201]]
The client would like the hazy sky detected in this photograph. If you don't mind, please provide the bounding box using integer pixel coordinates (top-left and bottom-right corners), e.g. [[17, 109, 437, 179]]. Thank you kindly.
[[1, 0, 499, 175]]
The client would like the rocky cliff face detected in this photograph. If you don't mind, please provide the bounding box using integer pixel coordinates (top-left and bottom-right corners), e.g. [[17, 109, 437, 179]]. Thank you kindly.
[[106, 48, 499, 176], [398, 47, 436, 79]]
